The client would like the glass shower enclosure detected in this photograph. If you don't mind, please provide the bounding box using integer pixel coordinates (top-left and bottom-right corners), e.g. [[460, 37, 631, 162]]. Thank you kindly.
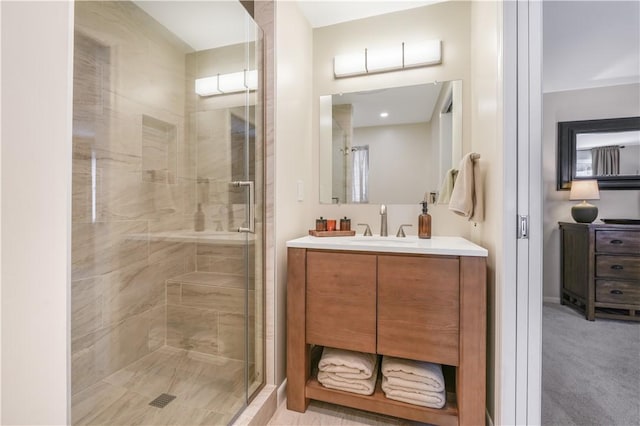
[[70, 2, 264, 424]]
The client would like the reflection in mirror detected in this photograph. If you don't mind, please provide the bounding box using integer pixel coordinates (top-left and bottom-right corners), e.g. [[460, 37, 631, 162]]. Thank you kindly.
[[319, 81, 463, 204], [575, 130, 640, 177]]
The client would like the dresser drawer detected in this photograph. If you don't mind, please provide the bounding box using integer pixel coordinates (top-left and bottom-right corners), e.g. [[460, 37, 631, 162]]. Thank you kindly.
[[596, 231, 640, 254], [596, 280, 640, 305], [596, 255, 640, 280]]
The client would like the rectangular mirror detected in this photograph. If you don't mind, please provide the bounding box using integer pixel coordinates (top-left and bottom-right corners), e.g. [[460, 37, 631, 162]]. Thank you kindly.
[[557, 116, 640, 190], [319, 80, 463, 204]]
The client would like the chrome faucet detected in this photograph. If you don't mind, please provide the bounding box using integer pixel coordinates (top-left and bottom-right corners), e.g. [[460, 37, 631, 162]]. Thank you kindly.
[[380, 204, 388, 237]]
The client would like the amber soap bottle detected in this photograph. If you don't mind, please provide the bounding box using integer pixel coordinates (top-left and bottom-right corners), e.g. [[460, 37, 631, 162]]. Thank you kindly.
[[418, 199, 432, 239]]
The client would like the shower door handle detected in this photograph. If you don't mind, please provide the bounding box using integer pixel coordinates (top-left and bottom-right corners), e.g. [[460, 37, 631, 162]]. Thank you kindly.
[[231, 181, 255, 233]]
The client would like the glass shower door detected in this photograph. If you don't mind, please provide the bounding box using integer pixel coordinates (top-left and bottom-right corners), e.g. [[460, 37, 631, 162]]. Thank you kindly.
[[70, 2, 264, 424]]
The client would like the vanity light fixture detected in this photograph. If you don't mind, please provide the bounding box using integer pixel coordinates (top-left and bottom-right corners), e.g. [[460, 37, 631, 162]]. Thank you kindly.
[[333, 40, 441, 78], [195, 69, 258, 97]]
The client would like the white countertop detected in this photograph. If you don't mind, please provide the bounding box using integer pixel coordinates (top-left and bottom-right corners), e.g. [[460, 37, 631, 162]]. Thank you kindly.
[[286, 235, 488, 257]]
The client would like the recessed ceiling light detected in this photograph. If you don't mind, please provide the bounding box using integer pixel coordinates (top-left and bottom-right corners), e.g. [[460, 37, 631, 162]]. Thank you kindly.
[[380, 112, 389, 118]]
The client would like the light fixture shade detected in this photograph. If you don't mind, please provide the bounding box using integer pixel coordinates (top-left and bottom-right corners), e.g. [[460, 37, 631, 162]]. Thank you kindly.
[[218, 71, 247, 93], [195, 75, 222, 96], [334, 51, 366, 77], [195, 70, 257, 97], [404, 40, 442, 68], [569, 179, 600, 200], [366, 46, 403, 73], [245, 69, 258, 90]]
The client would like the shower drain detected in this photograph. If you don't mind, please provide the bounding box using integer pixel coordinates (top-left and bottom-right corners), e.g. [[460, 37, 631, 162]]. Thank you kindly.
[[148, 393, 176, 408]]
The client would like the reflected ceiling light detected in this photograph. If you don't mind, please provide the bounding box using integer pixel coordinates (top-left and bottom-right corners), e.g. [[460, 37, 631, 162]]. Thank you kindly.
[[333, 40, 441, 78], [195, 69, 258, 97]]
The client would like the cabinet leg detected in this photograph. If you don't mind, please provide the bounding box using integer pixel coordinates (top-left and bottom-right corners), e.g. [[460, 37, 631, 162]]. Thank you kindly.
[[287, 248, 310, 412]]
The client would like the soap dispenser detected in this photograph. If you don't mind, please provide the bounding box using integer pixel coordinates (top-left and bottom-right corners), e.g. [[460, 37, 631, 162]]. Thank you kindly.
[[194, 203, 205, 232], [418, 194, 432, 239]]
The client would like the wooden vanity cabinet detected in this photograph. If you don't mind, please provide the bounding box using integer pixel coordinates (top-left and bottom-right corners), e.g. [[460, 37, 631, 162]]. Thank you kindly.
[[287, 247, 486, 426], [378, 255, 460, 366], [306, 251, 377, 353]]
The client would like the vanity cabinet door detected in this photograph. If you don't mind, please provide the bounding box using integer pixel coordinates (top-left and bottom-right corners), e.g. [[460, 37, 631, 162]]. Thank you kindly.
[[306, 251, 377, 353], [377, 255, 460, 366]]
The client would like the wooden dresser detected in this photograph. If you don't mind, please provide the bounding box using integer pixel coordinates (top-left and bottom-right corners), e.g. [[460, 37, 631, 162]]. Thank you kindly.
[[559, 222, 640, 321]]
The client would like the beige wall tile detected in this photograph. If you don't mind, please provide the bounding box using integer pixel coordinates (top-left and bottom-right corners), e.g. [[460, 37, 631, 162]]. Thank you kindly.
[[167, 282, 182, 305], [166, 305, 218, 355], [72, 221, 148, 281], [71, 276, 104, 339], [71, 309, 156, 394], [179, 284, 245, 314]]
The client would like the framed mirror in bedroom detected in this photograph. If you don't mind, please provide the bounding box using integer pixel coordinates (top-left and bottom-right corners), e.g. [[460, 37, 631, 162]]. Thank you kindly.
[[557, 116, 640, 190]]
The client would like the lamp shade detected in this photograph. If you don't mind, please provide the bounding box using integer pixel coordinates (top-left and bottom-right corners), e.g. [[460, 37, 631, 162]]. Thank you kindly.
[[569, 180, 600, 201]]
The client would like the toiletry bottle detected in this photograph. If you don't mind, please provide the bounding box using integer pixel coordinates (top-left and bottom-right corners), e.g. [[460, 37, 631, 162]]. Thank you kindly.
[[418, 199, 432, 239], [194, 203, 205, 232], [340, 216, 351, 231], [316, 217, 327, 231]]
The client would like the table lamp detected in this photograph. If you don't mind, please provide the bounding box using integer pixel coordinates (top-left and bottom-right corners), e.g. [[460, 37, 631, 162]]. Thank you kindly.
[[570, 180, 600, 223]]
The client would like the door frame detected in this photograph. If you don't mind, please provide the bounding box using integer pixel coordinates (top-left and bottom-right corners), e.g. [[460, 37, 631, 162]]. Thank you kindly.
[[501, 1, 543, 424]]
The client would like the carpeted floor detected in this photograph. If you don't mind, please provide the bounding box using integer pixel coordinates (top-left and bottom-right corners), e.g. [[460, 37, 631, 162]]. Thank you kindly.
[[542, 303, 640, 426]]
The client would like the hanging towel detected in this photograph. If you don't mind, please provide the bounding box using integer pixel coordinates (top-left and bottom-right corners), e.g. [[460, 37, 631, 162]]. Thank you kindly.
[[437, 168, 458, 204], [381, 376, 446, 409], [381, 356, 445, 392], [448, 152, 484, 222], [318, 356, 378, 396], [318, 347, 377, 379]]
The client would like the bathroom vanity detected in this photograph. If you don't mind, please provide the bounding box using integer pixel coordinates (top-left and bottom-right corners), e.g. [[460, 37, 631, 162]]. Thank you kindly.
[[286, 235, 487, 426]]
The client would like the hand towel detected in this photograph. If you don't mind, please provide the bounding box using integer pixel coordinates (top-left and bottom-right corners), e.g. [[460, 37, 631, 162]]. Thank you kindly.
[[318, 347, 377, 379], [318, 356, 378, 396], [381, 356, 445, 392], [448, 152, 484, 222], [437, 168, 458, 204], [381, 376, 446, 409]]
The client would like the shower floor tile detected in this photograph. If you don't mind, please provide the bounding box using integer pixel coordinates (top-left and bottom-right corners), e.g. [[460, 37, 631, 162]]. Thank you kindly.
[[72, 346, 245, 425]]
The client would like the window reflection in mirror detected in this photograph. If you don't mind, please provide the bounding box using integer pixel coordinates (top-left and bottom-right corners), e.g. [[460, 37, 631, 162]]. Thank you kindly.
[[319, 80, 463, 204], [575, 130, 640, 177]]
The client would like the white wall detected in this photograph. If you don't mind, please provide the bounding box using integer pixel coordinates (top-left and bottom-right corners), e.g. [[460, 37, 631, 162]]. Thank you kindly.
[[469, 1, 503, 422], [543, 83, 640, 301], [1, 2, 73, 424], [310, 1, 473, 237], [274, 1, 313, 384], [354, 122, 435, 204]]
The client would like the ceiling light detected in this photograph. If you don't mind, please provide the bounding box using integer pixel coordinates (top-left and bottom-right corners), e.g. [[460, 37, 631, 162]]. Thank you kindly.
[[380, 112, 389, 118]]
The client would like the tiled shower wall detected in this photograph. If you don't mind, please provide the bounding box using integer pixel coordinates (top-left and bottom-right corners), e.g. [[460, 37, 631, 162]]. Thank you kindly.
[[71, 1, 264, 396], [71, 1, 196, 394]]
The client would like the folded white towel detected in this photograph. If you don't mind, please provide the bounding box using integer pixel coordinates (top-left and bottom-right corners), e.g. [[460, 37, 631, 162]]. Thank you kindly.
[[381, 376, 446, 409], [318, 356, 378, 396], [318, 347, 377, 379], [381, 356, 445, 392], [448, 152, 483, 222], [437, 168, 458, 204]]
